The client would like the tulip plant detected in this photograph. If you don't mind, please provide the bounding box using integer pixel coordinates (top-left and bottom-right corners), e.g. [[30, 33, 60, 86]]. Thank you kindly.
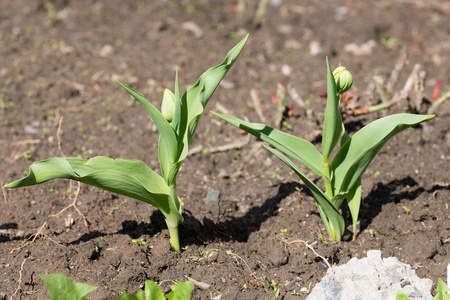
[[5, 35, 249, 252], [213, 58, 435, 241]]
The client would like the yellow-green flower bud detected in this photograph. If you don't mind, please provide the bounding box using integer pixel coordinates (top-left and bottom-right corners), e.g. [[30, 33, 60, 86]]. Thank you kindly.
[[161, 88, 175, 122], [333, 65, 353, 95]]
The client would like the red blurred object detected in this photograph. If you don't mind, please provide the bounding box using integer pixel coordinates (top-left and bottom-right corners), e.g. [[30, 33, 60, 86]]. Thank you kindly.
[[288, 104, 294, 115], [341, 92, 354, 105], [348, 108, 370, 115], [317, 91, 327, 98], [229, 3, 237, 12], [433, 81, 442, 101], [271, 92, 277, 104]]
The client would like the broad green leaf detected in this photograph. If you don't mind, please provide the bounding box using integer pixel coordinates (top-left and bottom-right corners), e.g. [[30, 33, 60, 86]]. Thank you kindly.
[[395, 290, 411, 300], [332, 113, 435, 195], [172, 70, 182, 133], [264, 146, 344, 241], [158, 135, 170, 182], [166, 281, 195, 300], [212, 112, 324, 177], [144, 280, 166, 300], [321, 57, 342, 161], [5, 157, 182, 224], [341, 123, 350, 147], [40, 273, 97, 300], [176, 34, 249, 163], [119, 293, 142, 300], [433, 278, 450, 300], [117, 82, 179, 164], [345, 177, 361, 239], [119, 280, 165, 300]]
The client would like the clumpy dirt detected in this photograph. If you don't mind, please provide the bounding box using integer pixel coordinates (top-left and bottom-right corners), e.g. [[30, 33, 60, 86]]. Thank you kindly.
[[0, 0, 449, 299]]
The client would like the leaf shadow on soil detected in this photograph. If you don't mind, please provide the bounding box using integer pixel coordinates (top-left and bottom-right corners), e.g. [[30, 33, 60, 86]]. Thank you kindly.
[[355, 176, 450, 237], [62, 176, 448, 247], [155, 181, 305, 247], [63, 181, 304, 247]]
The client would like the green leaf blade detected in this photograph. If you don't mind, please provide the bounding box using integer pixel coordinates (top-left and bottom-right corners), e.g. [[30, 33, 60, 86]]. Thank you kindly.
[[332, 114, 435, 195], [433, 277, 450, 300], [395, 289, 411, 300], [212, 112, 324, 177], [5, 157, 182, 223], [40, 273, 97, 300], [166, 281, 195, 300], [144, 280, 166, 300], [117, 81, 179, 164], [321, 57, 342, 161], [177, 34, 249, 163], [264, 145, 345, 241], [345, 177, 362, 239]]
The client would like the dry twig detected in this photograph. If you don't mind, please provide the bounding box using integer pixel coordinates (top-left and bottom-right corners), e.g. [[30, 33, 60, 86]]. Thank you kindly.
[[386, 48, 407, 94], [11, 258, 27, 300], [10, 117, 88, 253], [226, 250, 266, 286], [250, 88, 266, 123], [276, 235, 331, 268], [187, 135, 251, 156], [2, 183, 7, 203]]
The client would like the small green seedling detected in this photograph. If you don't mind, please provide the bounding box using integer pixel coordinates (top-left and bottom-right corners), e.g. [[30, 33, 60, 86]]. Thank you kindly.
[[402, 206, 411, 214], [120, 279, 194, 300], [213, 58, 434, 241], [40, 273, 194, 300], [5, 36, 248, 252], [40, 273, 97, 300]]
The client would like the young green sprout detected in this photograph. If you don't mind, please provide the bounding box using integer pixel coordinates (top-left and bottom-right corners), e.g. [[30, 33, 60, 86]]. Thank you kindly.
[[213, 57, 435, 242], [5, 35, 249, 252]]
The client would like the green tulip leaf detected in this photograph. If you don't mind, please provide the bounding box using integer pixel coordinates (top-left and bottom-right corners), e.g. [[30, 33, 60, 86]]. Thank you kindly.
[[5, 156, 182, 224], [322, 57, 342, 161], [345, 177, 361, 239], [212, 112, 324, 177], [264, 145, 344, 241], [332, 113, 435, 196], [117, 81, 179, 165], [176, 34, 249, 163]]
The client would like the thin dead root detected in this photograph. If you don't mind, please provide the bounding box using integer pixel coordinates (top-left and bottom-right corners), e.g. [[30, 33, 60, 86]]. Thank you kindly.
[[2, 183, 7, 203], [10, 182, 86, 253], [11, 257, 27, 300], [10, 118, 88, 253], [57, 116, 65, 157], [276, 235, 332, 269], [226, 250, 265, 286]]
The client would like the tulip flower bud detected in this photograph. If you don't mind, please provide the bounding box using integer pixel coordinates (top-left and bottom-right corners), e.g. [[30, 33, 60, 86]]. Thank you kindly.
[[161, 88, 175, 122], [333, 65, 353, 95]]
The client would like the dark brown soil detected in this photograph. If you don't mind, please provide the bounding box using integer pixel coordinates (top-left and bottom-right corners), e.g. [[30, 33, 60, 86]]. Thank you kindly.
[[1, 1, 449, 299]]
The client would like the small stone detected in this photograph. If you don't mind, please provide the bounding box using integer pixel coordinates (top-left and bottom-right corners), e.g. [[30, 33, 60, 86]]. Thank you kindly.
[[281, 64, 291, 76], [309, 41, 322, 56], [206, 190, 220, 203], [24, 125, 39, 135], [99, 44, 114, 57]]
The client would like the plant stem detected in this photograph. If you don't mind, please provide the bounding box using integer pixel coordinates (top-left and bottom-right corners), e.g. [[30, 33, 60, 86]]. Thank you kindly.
[[166, 221, 180, 252], [427, 90, 450, 114], [167, 185, 181, 252], [323, 157, 334, 199]]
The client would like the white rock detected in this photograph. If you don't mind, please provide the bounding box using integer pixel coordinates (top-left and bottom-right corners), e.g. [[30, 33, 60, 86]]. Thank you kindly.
[[307, 250, 433, 300]]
